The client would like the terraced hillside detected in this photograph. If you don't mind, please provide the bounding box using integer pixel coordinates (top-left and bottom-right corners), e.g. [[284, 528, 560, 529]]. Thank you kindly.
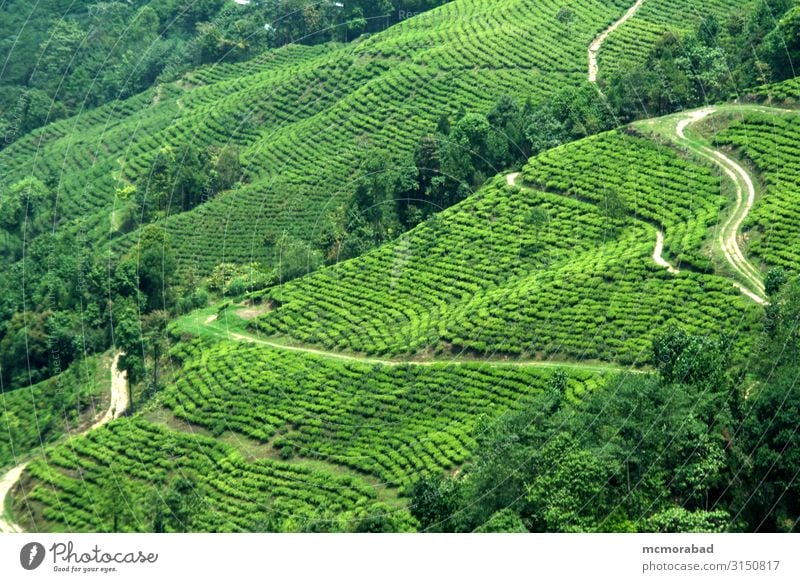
[[14, 417, 409, 533], [749, 77, 800, 103], [13, 340, 602, 532], [253, 128, 756, 365], [6, 0, 730, 275], [598, 0, 752, 76], [522, 130, 724, 271], [0, 355, 107, 469], [713, 110, 800, 273]]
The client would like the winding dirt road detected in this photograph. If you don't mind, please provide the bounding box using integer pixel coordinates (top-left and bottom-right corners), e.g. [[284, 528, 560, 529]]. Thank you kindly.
[[672, 108, 767, 304], [220, 329, 633, 374], [652, 230, 679, 274], [507, 172, 677, 274], [588, 0, 645, 83], [0, 352, 129, 533]]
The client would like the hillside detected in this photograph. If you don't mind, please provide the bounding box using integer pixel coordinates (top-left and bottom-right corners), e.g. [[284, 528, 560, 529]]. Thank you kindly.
[[3, 0, 800, 536], [712, 110, 800, 271], [2, 0, 644, 273], [12, 336, 605, 531], [252, 124, 759, 364]]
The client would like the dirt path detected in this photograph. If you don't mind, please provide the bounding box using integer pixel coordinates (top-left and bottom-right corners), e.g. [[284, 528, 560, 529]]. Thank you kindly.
[[0, 352, 128, 533], [0, 465, 26, 532], [652, 230, 679, 274], [673, 108, 767, 304], [507, 172, 677, 274], [225, 331, 632, 374], [588, 0, 645, 83]]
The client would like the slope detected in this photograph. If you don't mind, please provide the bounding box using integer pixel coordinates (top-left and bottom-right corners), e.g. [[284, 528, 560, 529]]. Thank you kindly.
[[597, 0, 753, 78], [711, 109, 800, 274], [4, 0, 692, 277], [252, 122, 759, 365]]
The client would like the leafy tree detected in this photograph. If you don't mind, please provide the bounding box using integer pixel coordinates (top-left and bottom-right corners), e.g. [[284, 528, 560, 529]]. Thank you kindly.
[[524, 105, 569, 156], [526, 433, 621, 532], [135, 225, 177, 312], [644, 507, 729, 533], [474, 508, 527, 532], [409, 473, 463, 532], [556, 6, 576, 35], [163, 476, 202, 532], [765, 266, 788, 296], [652, 324, 725, 386]]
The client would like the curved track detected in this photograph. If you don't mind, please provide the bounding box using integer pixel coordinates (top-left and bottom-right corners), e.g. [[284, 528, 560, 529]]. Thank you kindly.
[[0, 353, 128, 533]]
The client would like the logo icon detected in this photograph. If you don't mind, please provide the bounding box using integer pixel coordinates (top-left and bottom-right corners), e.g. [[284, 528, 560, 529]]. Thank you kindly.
[[20, 542, 46, 570]]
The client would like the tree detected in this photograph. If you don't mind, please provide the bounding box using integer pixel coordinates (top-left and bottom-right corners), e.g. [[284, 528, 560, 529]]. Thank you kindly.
[[164, 476, 202, 532], [474, 508, 528, 532], [0, 177, 52, 241], [211, 145, 241, 193], [136, 225, 177, 312], [409, 473, 462, 532], [762, 6, 800, 80], [644, 507, 729, 533], [697, 14, 720, 47], [765, 266, 788, 296], [524, 105, 568, 155], [526, 433, 622, 532], [556, 7, 576, 35], [142, 310, 169, 396], [98, 467, 139, 532], [652, 325, 725, 386]]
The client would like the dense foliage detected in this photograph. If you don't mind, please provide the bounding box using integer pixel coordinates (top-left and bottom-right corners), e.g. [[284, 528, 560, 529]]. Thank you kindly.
[[0, 0, 452, 142], [604, 0, 800, 118], [410, 311, 800, 533]]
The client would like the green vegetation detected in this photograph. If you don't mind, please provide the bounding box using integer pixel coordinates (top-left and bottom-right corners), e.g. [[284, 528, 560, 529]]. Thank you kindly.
[[1, 355, 106, 469], [749, 76, 800, 102], [603, 0, 799, 118], [712, 111, 800, 273], [522, 129, 724, 271], [255, 135, 756, 364], [0, 0, 452, 142], [16, 417, 412, 532], [410, 311, 799, 532], [2, 0, 800, 537], [0, 0, 643, 389], [15, 336, 604, 532], [163, 339, 603, 486]]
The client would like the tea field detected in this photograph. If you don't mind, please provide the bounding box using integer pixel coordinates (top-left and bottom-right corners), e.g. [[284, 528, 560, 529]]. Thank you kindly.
[[713, 111, 800, 273]]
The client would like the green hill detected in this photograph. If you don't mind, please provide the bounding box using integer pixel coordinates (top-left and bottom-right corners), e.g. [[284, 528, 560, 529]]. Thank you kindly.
[[713, 110, 800, 272], [252, 126, 757, 364], [3, 0, 639, 274]]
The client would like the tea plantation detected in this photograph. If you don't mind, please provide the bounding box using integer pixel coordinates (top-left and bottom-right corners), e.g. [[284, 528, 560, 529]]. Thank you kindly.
[[0, 355, 106, 469], [254, 133, 757, 364], [713, 111, 800, 273], [14, 340, 604, 532]]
